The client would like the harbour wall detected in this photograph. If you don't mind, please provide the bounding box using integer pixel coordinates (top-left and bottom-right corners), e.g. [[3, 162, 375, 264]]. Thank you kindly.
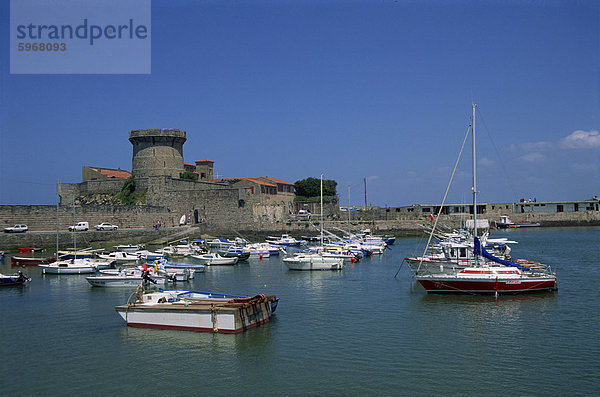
[[0, 229, 181, 251], [1, 203, 598, 250]]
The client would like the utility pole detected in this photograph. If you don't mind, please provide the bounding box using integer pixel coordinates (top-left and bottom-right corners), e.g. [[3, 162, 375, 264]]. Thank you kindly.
[[347, 184, 351, 226]]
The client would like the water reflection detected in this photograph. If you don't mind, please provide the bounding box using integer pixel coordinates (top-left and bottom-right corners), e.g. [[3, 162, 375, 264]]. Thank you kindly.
[[117, 317, 275, 353], [283, 268, 345, 290]]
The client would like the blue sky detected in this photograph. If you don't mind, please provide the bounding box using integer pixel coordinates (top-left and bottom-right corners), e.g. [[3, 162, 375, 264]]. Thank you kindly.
[[1, 0, 598, 206]]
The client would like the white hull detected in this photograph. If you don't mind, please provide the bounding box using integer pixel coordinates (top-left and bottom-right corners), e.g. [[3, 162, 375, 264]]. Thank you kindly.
[[283, 255, 344, 271], [115, 290, 277, 334], [86, 276, 167, 287], [190, 254, 238, 265], [39, 260, 96, 274], [97, 253, 139, 264]]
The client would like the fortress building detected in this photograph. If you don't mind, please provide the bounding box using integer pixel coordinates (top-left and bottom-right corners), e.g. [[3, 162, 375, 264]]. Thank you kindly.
[[54, 128, 296, 230]]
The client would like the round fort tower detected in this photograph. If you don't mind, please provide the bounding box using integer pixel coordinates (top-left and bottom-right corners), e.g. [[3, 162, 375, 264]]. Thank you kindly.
[[129, 128, 187, 179]]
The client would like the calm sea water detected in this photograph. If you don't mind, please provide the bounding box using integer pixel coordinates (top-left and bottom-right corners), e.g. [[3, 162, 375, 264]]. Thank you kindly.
[[1, 227, 599, 396]]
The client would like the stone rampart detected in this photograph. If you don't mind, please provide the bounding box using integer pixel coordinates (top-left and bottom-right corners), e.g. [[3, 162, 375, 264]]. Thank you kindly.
[[0, 204, 169, 233], [0, 228, 188, 250]]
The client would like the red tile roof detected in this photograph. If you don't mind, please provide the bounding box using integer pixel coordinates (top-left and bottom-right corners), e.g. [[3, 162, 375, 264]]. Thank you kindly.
[[261, 176, 294, 185], [214, 178, 276, 187], [247, 178, 276, 187], [184, 162, 195, 166], [195, 159, 214, 163], [94, 168, 132, 179]]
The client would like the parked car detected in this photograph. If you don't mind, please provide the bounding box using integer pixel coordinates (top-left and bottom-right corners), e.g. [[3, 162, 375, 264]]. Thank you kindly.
[[4, 224, 28, 233], [68, 222, 89, 231], [95, 222, 118, 231]]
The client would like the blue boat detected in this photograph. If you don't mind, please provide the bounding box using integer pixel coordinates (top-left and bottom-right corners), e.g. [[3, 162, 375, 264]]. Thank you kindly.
[[0, 271, 31, 286], [153, 258, 206, 273]]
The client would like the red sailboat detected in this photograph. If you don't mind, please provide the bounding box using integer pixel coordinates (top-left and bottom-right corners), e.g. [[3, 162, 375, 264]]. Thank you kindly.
[[414, 104, 557, 294]]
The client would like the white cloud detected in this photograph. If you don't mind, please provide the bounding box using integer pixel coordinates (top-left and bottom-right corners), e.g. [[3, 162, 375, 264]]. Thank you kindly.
[[571, 162, 590, 170], [519, 152, 544, 162], [508, 141, 554, 152], [479, 157, 494, 166], [560, 130, 600, 149]]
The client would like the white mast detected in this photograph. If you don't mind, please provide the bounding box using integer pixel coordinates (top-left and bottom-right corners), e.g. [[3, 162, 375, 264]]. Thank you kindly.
[[472, 103, 478, 240], [72, 195, 76, 258], [56, 180, 59, 260], [320, 174, 324, 247]]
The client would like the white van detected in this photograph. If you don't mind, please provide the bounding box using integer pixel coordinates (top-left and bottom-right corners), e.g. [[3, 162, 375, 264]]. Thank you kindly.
[[68, 222, 89, 231]]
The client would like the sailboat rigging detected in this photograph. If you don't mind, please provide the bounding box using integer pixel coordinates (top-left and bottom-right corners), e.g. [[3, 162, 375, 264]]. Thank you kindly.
[[411, 104, 557, 294]]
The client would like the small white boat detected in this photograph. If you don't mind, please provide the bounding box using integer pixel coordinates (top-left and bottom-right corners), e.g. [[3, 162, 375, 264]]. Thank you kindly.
[[266, 234, 303, 247], [245, 243, 280, 257], [114, 289, 278, 334], [156, 243, 204, 257], [283, 253, 344, 271], [86, 268, 167, 287], [114, 244, 145, 252], [39, 259, 97, 274], [190, 253, 239, 265], [96, 251, 140, 264], [205, 238, 235, 250], [164, 267, 191, 282], [157, 260, 206, 276], [134, 250, 168, 261]]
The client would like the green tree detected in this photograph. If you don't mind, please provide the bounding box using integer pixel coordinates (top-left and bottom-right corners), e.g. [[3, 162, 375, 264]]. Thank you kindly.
[[294, 177, 338, 203]]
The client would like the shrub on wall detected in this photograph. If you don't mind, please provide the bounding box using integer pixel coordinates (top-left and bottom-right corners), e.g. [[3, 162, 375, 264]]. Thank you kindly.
[[180, 171, 199, 181], [113, 176, 146, 205]]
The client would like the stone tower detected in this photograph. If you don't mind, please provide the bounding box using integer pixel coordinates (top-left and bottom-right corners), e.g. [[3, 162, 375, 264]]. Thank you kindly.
[[129, 128, 186, 179]]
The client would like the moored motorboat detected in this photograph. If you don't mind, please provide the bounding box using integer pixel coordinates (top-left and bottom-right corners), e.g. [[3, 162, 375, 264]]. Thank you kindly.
[[190, 253, 238, 265], [156, 260, 206, 276], [266, 234, 302, 247], [114, 289, 278, 334], [134, 250, 168, 261], [86, 267, 167, 287], [96, 251, 139, 264], [283, 253, 344, 271], [496, 215, 541, 229], [0, 271, 31, 286], [217, 246, 251, 261], [114, 244, 145, 252]]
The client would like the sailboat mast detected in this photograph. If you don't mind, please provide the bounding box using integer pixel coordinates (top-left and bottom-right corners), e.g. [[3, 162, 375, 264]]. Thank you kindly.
[[321, 174, 323, 247], [56, 180, 59, 260], [320, 175, 324, 247], [72, 195, 76, 258], [472, 103, 478, 239]]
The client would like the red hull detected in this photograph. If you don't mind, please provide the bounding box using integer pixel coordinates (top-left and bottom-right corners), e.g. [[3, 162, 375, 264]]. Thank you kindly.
[[417, 277, 557, 294], [11, 257, 57, 266]]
